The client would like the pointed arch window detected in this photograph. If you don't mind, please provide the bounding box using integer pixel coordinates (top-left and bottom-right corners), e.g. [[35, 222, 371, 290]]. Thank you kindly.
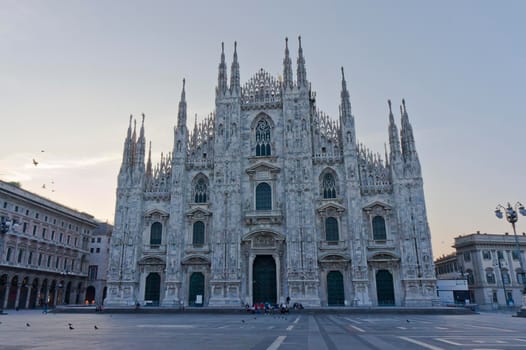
[[322, 173, 337, 199], [150, 222, 162, 245], [255, 119, 271, 156], [255, 182, 272, 210], [194, 177, 208, 203], [372, 216, 387, 241], [325, 217, 339, 242], [193, 221, 205, 246]]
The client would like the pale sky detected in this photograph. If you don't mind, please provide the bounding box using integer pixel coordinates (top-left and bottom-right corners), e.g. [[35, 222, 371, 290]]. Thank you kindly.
[[1, 0, 525, 258]]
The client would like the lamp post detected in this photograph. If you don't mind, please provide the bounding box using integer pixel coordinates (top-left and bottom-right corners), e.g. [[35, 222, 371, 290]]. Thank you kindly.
[[495, 202, 526, 311]]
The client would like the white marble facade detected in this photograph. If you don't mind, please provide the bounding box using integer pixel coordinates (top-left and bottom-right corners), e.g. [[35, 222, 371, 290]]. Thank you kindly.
[[105, 38, 437, 307]]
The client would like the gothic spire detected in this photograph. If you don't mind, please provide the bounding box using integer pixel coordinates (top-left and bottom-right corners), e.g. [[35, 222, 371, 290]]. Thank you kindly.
[[283, 37, 293, 89], [400, 99, 419, 162], [146, 141, 152, 177], [135, 113, 146, 170], [177, 79, 187, 129], [230, 41, 240, 94], [387, 100, 401, 161], [120, 115, 133, 171], [340, 67, 352, 124], [217, 42, 228, 95], [296, 36, 307, 88]]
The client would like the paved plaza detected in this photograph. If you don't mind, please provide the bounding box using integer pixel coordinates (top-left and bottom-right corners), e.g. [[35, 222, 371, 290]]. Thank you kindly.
[[0, 310, 525, 349]]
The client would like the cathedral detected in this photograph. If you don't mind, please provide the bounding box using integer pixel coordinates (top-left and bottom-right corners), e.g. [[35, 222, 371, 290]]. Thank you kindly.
[[105, 38, 437, 308]]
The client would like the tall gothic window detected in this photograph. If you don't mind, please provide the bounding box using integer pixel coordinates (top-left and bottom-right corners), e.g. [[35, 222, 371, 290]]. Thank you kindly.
[[325, 217, 339, 242], [322, 173, 337, 199], [193, 221, 205, 246], [372, 216, 387, 240], [256, 182, 272, 210], [150, 222, 162, 245], [194, 177, 208, 203], [255, 119, 271, 156], [502, 270, 511, 284]]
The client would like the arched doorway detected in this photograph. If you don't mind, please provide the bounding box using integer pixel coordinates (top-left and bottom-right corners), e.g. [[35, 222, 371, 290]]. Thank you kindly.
[[327, 271, 344, 306], [40, 279, 48, 305], [29, 279, 39, 308], [8, 276, 18, 308], [48, 280, 57, 307], [85, 286, 96, 304], [188, 272, 205, 306], [252, 255, 276, 304], [75, 282, 83, 304], [376, 270, 395, 306], [102, 287, 107, 304], [144, 273, 161, 306], [64, 282, 72, 304], [0, 274, 8, 307], [18, 277, 29, 309]]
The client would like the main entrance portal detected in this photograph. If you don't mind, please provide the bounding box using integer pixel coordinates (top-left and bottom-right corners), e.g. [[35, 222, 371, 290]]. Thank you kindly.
[[145, 273, 161, 305], [252, 255, 276, 304], [189, 272, 205, 306], [376, 270, 395, 306], [327, 271, 345, 306]]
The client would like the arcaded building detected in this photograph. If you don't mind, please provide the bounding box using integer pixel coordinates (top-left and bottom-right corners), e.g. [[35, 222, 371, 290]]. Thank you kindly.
[[106, 38, 437, 307]]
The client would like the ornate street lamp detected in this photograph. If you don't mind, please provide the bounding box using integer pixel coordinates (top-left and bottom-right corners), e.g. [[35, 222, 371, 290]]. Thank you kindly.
[[495, 202, 526, 310]]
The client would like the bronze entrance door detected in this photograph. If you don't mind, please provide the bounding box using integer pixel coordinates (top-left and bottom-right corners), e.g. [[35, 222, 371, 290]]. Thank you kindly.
[[144, 273, 161, 305], [327, 271, 345, 306], [252, 255, 276, 304], [376, 269, 395, 306], [189, 272, 205, 306]]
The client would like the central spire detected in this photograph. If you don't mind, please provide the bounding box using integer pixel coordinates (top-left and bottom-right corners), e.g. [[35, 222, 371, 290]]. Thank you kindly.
[[340, 67, 352, 121], [217, 42, 228, 95], [177, 79, 187, 128], [230, 41, 240, 94], [283, 37, 293, 89], [296, 36, 307, 88]]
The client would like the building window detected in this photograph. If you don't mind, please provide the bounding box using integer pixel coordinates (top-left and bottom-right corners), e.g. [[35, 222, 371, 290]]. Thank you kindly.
[[96, 247, 100, 253], [255, 182, 272, 210], [47, 256, 51, 267], [482, 250, 491, 260], [3, 202, 6, 209], [517, 270, 524, 284], [322, 173, 337, 199], [90, 248, 94, 253], [255, 119, 271, 156], [64, 258, 68, 269], [67, 235, 70, 244], [492, 291, 498, 303], [38, 253, 43, 266], [15, 205, 18, 212], [55, 257, 60, 269], [35, 213, 39, 219], [150, 222, 162, 245], [22, 222, 27, 233], [44, 215, 48, 222], [59, 233, 63, 242], [32, 226, 37, 235], [463, 252, 471, 262], [193, 221, 205, 246], [91, 238, 95, 243], [97, 237, 101, 243], [88, 265, 98, 281], [325, 217, 339, 242], [486, 269, 496, 284], [466, 269, 474, 285], [502, 270, 511, 284], [51, 231, 55, 240], [372, 216, 387, 241], [6, 247, 12, 262], [194, 177, 208, 203], [75, 237, 78, 246], [497, 250, 504, 260], [512, 250, 521, 260], [28, 251, 33, 265], [17, 250, 24, 263], [42, 228, 46, 239]]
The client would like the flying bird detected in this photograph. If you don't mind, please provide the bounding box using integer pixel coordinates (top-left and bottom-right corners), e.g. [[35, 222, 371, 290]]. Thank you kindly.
[[94, 325, 99, 330], [32, 159, 38, 166], [41, 150, 45, 152], [42, 184, 46, 189], [26, 323, 31, 327], [69, 325, 74, 330], [406, 319, 410, 323]]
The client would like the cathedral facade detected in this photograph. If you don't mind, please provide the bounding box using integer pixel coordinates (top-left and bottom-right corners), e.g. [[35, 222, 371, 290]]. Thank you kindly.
[[105, 38, 437, 307]]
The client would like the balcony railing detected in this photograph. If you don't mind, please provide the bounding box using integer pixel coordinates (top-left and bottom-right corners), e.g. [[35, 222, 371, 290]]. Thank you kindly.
[[244, 209, 283, 225]]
